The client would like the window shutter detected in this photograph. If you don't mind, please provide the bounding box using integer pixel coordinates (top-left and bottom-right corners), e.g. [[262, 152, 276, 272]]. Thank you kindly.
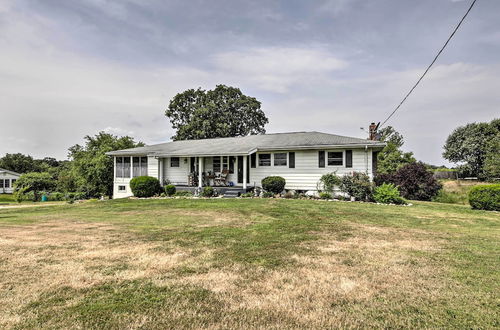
[[346, 150, 353, 168], [250, 153, 256, 168], [318, 151, 325, 168], [289, 152, 295, 168]]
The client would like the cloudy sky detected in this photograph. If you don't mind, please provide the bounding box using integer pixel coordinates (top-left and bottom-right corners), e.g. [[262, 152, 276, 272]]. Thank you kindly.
[[1, 0, 498, 165]]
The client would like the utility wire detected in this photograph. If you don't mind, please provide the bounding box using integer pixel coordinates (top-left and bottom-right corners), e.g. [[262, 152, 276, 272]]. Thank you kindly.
[[379, 0, 478, 128]]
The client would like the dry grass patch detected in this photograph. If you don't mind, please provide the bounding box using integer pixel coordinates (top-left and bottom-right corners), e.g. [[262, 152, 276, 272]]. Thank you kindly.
[[0, 220, 195, 328]]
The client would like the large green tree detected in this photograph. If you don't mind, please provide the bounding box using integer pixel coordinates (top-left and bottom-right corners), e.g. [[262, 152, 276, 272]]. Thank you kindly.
[[68, 132, 143, 197], [165, 85, 268, 140], [0, 153, 37, 173], [443, 119, 499, 179], [376, 126, 416, 175]]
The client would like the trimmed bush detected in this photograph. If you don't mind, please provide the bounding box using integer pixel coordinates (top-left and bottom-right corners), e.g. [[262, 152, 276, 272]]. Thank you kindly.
[[318, 173, 341, 193], [319, 192, 332, 200], [201, 186, 215, 197], [375, 162, 442, 201], [164, 184, 176, 196], [129, 176, 162, 198], [240, 192, 253, 198], [174, 191, 192, 197], [262, 176, 286, 194], [262, 191, 274, 198], [468, 184, 500, 211], [339, 172, 373, 201], [373, 183, 406, 205]]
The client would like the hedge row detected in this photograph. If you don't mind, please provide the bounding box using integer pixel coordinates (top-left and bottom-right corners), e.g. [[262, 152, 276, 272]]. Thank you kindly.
[[468, 184, 500, 211]]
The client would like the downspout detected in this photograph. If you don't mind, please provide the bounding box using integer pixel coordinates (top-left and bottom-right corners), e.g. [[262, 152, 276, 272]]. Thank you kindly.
[[365, 145, 369, 178]]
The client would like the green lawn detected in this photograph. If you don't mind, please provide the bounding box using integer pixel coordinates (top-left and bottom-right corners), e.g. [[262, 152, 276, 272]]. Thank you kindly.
[[0, 193, 15, 204], [0, 198, 498, 329]]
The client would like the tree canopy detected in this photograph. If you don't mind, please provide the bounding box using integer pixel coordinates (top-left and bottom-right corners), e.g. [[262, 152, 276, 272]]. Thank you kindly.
[[165, 85, 268, 140], [68, 132, 143, 197], [443, 118, 499, 180], [376, 126, 416, 175]]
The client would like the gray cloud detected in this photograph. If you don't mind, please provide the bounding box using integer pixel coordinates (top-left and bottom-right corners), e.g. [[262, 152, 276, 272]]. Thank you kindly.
[[0, 0, 498, 166]]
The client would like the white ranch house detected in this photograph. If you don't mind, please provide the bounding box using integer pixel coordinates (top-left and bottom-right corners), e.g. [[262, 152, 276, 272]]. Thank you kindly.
[[107, 131, 385, 198], [0, 168, 21, 194]]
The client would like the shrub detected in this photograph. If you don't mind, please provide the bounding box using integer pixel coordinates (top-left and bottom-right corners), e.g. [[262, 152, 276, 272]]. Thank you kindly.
[[319, 192, 332, 200], [318, 173, 341, 193], [129, 176, 162, 198], [468, 184, 500, 211], [48, 192, 65, 201], [339, 172, 373, 201], [373, 183, 406, 205], [13, 172, 56, 202], [174, 191, 192, 197], [240, 192, 253, 198], [283, 191, 295, 199], [262, 191, 274, 198], [164, 184, 176, 196], [262, 176, 286, 194], [375, 162, 442, 201], [201, 186, 215, 197]]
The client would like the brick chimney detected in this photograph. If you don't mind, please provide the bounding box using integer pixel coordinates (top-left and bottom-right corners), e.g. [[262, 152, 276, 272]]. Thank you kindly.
[[369, 122, 378, 140]]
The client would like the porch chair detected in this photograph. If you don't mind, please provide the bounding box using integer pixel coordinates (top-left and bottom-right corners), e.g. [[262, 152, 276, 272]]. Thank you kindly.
[[214, 169, 229, 186]]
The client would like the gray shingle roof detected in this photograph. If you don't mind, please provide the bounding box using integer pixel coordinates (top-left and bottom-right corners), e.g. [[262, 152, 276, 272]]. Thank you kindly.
[[106, 131, 385, 157]]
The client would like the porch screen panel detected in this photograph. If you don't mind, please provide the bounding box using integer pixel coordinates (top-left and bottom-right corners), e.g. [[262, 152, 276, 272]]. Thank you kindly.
[[133, 157, 140, 177], [250, 153, 256, 168], [123, 157, 131, 178], [140, 157, 148, 176], [116, 157, 123, 178]]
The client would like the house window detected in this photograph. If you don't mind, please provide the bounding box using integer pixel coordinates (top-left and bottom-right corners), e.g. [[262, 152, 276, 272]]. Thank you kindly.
[[250, 153, 256, 168], [4, 180, 10, 188], [133, 157, 148, 177], [118, 185, 126, 191], [274, 153, 287, 166], [259, 154, 271, 166], [0, 179, 3, 188], [170, 157, 180, 167], [115, 157, 131, 178], [222, 156, 229, 171], [11, 179, 16, 186], [327, 152, 343, 166], [213, 156, 221, 172]]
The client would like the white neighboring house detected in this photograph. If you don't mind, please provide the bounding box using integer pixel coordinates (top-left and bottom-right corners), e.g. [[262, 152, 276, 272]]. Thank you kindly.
[[106, 131, 386, 199], [0, 168, 21, 194]]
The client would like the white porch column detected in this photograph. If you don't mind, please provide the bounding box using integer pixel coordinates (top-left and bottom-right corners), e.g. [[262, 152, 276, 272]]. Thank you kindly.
[[198, 157, 203, 188], [113, 157, 116, 180], [130, 156, 133, 178], [243, 155, 247, 189], [159, 158, 164, 185]]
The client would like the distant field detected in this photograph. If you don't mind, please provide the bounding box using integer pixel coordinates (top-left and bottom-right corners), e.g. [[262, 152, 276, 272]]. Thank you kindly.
[[433, 179, 493, 205], [0, 198, 498, 329]]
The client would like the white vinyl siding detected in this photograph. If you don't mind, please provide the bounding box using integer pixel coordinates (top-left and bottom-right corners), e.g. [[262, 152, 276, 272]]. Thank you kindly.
[[163, 157, 190, 185], [249, 149, 372, 191], [0, 172, 21, 194]]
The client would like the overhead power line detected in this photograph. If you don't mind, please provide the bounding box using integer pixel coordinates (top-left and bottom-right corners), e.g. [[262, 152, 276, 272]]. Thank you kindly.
[[379, 0, 478, 128]]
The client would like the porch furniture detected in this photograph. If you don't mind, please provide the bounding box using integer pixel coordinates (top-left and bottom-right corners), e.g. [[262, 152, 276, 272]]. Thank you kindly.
[[214, 169, 229, 186]]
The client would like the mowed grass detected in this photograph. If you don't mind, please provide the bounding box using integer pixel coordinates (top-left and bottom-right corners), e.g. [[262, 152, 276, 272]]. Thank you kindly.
[[0, 193, 15, 204], [0, 198, 498, 329]]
